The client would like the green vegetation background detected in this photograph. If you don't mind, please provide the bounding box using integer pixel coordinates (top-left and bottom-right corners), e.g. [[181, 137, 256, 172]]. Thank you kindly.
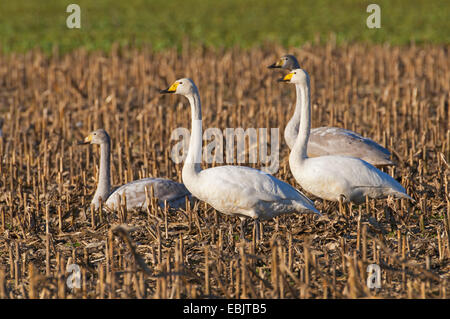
[[0, 0, 449, 53]]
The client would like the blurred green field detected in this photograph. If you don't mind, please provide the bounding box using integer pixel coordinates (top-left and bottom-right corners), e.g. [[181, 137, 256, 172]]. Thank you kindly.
[[0, 0, 449, 53]]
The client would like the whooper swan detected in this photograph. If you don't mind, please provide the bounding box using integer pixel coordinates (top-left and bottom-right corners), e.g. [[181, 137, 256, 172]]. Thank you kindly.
[[279, 69, 413, 204], [80, 129, 192, 211], [160, 78, 320, 239], [269, 55, 393, 167]]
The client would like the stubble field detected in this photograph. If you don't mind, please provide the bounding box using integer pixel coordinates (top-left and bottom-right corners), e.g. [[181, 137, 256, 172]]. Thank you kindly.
[[0, 42, 448, 298]]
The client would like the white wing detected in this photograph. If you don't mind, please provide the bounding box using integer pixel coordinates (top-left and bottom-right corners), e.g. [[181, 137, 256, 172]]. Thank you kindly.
[[185, 165, 319, 220], [295, 155, 410, 204]]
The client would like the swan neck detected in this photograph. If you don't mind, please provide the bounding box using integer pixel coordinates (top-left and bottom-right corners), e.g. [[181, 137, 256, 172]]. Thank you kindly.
[[183, 92, 202, 176], [284, 86, 302, 149], [93, 141, 111, 206], [291, 82, 310, 161]]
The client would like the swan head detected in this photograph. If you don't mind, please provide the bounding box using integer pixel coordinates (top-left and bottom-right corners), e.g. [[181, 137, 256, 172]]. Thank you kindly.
[[268, 54, 300, 70], [160, 78, 198, 96], [80, 128, 110, 145], [278, 68, 310, 86]]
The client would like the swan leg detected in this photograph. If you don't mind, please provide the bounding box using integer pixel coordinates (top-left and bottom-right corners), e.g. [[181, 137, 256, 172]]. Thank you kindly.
[[338, 195, 347, 218], [239, 217, 247, 241], [347, 202, 353, 218], [254, 220, 261, 242]]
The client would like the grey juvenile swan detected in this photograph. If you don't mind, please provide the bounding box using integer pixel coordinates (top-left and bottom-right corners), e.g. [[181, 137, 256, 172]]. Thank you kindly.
[[80, 129, 192, 211]]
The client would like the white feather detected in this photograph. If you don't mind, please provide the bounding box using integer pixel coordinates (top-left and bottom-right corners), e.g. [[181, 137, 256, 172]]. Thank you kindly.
[[186, 165, 318, 220], [292, 155, 410, 204]]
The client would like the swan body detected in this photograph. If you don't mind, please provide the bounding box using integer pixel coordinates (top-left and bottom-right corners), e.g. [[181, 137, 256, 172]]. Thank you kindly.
[[280, 69, 412, 204], [81, 129, 192, 211], [160, 78, 320, 224], [105, 177, 191, 211], [290, 155, 409, 204], [270, 55, 393, 166], [293, 127, 392, 166], [183, 165, 317, 221]]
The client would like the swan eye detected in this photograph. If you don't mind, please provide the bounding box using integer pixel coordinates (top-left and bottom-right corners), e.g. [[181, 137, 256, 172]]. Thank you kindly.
[[179, 82, 183, 84]]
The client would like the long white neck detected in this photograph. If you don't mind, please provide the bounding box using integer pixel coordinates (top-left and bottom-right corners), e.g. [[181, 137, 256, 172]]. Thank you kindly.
[[182, 90, 203, 185], [289, 80, 310, 168], [284, 85, 302, 149], [92, 141, 111, 208]]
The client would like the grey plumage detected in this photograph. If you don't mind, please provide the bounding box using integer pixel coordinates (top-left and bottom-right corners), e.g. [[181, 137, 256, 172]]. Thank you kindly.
[[83, 129, 193, 211]]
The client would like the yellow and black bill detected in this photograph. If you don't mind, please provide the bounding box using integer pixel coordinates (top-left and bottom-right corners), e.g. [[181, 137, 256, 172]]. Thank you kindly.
[[159, 82, 179, 94], [277, 72, 294, 82], [77, 134, 92, 145], [268, 58, 284, 69]]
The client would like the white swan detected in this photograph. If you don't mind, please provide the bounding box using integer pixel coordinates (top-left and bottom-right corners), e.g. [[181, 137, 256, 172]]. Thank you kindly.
[[269, 55, 393, 166], [80, 129, 192, 211], [160, 78, 320, 239], [279, 69, 412, 204]]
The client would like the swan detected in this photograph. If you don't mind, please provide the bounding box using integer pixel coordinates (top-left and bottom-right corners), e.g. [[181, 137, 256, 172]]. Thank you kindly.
[[160, 78, 320, 239], [80, 129, 192, 211], [269, 55, 393, 167], [268, 54, 301, 70], [279, 69, 413, 205]]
